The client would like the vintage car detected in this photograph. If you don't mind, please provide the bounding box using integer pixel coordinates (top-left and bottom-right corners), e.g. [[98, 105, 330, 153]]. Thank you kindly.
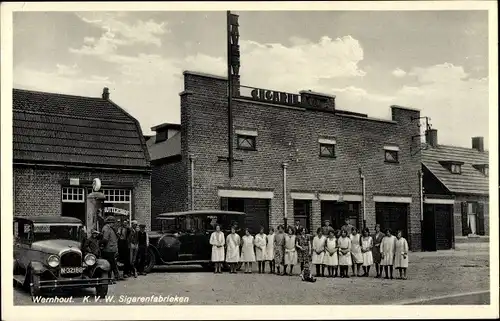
[[13, 216, 112, 298], [143, 210, 246, 272]]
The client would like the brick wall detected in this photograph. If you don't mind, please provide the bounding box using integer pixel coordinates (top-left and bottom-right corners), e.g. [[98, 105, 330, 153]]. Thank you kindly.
[[151, 159, 189, 230], [180, 71, 423, 250], [13, 166, 152, 231]]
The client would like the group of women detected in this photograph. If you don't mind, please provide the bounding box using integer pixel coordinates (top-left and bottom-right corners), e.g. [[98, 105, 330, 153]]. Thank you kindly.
[[209, 223, 409, 280]]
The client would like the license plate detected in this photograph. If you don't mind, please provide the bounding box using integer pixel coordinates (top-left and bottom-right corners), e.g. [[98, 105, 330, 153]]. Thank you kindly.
[[61, 267, 83, 274]]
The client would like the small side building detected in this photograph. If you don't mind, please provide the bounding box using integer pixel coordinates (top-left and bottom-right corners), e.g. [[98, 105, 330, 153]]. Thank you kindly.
[[13, 88, 152, 229], [422, 129, 489, 251]]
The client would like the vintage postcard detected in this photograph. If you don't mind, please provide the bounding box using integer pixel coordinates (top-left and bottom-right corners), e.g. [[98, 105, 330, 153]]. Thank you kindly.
[[1, 1, 498, 320]]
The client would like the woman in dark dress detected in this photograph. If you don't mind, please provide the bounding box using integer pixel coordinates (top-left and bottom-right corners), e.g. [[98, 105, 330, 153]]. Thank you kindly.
[[273, 225, 286, 275], [296, 228, 311, 272], [372, 224, 385, 278]]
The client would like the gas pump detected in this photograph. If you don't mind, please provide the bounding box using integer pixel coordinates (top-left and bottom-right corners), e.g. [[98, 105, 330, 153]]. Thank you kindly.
[[86, 178, 106, 235]]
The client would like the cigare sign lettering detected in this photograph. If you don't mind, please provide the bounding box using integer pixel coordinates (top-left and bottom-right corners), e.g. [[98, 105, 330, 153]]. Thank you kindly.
[[250, 88, 300, 106], [104, 207, 129, 216]]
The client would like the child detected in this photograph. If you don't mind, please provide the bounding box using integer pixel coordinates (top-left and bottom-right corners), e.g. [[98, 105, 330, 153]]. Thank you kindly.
[[284, 226, 298, 275], [209, 224, 225, 273], [380, 228, 396, 279], [225, 225, 241, 274], [350, 227, 363, 277], [337, 229, 352, 278], [265, 227, 275, 273], [296, 228, 311, 272], [300, 262, 317, 283], [311, 228, 326, 277], [394, 230, 409, 280], [240, 228, 256, 273], [254, 226, 267, 274], [361, 228, 373, 277], [273, 225, 286, 275], [323, 230, 338, 277]]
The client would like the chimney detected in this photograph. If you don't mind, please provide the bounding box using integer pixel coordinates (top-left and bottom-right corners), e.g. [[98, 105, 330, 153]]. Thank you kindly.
[[102, 87, 110, 100], [425, 129, 438, 148], [472, 137, 484, 152]]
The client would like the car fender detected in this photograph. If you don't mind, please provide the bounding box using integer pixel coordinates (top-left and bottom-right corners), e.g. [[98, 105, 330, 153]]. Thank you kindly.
[[147, 245, 160, 263], [96, 258, 110, 271], [30, 261, 46, 275]]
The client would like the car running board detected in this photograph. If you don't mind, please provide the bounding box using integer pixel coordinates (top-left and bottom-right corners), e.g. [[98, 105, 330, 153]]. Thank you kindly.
[[13, 274, 25, 285]]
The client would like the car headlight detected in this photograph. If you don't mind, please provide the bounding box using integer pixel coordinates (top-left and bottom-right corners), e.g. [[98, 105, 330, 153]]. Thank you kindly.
[[47, 255, 60, 268], [84, 253, 97, 266]]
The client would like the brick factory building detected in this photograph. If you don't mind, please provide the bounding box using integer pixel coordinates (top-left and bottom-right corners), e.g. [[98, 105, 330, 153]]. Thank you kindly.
[[149, 71, 425, 250], [422, 130, 489, 251], [13, 88, 152, 229]]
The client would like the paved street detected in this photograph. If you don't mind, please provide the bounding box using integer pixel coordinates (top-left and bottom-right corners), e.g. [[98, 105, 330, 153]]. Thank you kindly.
[[14, 250, 490, 305]]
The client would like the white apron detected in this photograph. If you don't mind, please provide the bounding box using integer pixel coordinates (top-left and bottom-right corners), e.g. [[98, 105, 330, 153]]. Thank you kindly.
[[254, 233, 267, 261], [380, 235, 396, 266], [361, 236, 373, 266], [394, 237, 409, 268], [210, 231, 225, 262], [322, 237, 338, 266], [350, 234, 363, 264], [311, 235, 326, 265], [225, 233, 240, 263], [284, 234, 297, 265], [240, 235, 256, 262], [337, 236, 352, 266], [265, 233, 275, 260]]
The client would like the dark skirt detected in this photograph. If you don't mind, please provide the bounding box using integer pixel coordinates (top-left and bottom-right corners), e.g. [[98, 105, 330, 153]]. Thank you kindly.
[[372, 245, 381, 264]]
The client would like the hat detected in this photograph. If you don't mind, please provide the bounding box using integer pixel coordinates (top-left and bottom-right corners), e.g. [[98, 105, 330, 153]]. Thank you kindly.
[[139, 223, 146, 228], [131, 220, 138, 225], [91, 229, 100, 234], [105, 216, 116, 223]]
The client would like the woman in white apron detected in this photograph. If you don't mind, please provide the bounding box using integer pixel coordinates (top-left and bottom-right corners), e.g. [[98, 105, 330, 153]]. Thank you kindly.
[[284, 227, 298, 275], [254, 226, 267, 274], [225, 226, 241, 274], [265, 227, 275, 273], [350, 227, 363, 277], [380, 228, 397, 279], [209, 224, 225, 273], [361, 228, 373, 277], [311, 228, 326, 277], [322, 230, 338, 277], [394, 230, 409, 280], [240, 228, 256, 273], [337, 229, 352, 278]]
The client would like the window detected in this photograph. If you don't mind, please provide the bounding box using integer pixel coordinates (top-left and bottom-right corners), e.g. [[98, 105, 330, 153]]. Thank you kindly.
[[467, 202, 477, 235], [319, 143, 335, 158], [473, 164, 488, 176], [102, 189, 131, 203], [451, 164, 461, 174], [384, 145, 399, 163], [483, 167, 489, 176], [62, 187, 85, 203], [237, 135, 256, 150]]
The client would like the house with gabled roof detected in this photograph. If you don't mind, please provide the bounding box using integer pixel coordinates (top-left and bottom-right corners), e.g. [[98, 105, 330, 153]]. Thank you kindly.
[[13, 87, 152, 230], [421, 129, 489, 251]]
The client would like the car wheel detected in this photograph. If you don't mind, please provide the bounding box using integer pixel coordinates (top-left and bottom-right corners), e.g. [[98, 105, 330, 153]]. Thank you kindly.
[[30, 273, 41, 298], [143, 248, 155, 274], [95, 284, 109, 297]]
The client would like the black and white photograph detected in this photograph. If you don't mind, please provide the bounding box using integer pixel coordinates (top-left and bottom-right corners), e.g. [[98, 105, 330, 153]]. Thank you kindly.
[[1, 1, 498, 320]]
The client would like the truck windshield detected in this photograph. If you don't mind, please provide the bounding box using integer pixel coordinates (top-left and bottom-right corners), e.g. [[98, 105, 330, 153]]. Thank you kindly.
[[32, 224, 81, 242]]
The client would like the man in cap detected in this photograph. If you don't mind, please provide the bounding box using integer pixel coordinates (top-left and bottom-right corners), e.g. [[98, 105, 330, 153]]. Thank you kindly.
[[128, 220, 139, 278], [101, 216, 122, 281], [322, 219, 334, 236], [136, 223, 150, 275], [117, 218, 132, 278], [341, 217, 355, 235], [83, 229, 102, 258]]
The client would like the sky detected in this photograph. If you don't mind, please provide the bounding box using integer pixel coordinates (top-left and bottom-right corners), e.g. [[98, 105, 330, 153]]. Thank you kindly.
[[13, 10, 490, 148]]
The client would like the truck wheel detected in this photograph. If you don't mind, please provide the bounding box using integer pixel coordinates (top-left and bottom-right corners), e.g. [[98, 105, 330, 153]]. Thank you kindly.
[[143, 248, 155, 273], [30, 273, 41, 298], [95, 284, 109, 297]]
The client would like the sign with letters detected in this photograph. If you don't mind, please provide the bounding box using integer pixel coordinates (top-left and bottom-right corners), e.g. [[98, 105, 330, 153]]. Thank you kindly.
[[104, 207, 130, 216]]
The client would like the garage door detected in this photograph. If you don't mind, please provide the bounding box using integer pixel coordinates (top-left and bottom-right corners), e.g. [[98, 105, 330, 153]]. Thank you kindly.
[[375, 203, 408, 238], [434, 204, 452, 250], [221, 197, 270, 234]]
